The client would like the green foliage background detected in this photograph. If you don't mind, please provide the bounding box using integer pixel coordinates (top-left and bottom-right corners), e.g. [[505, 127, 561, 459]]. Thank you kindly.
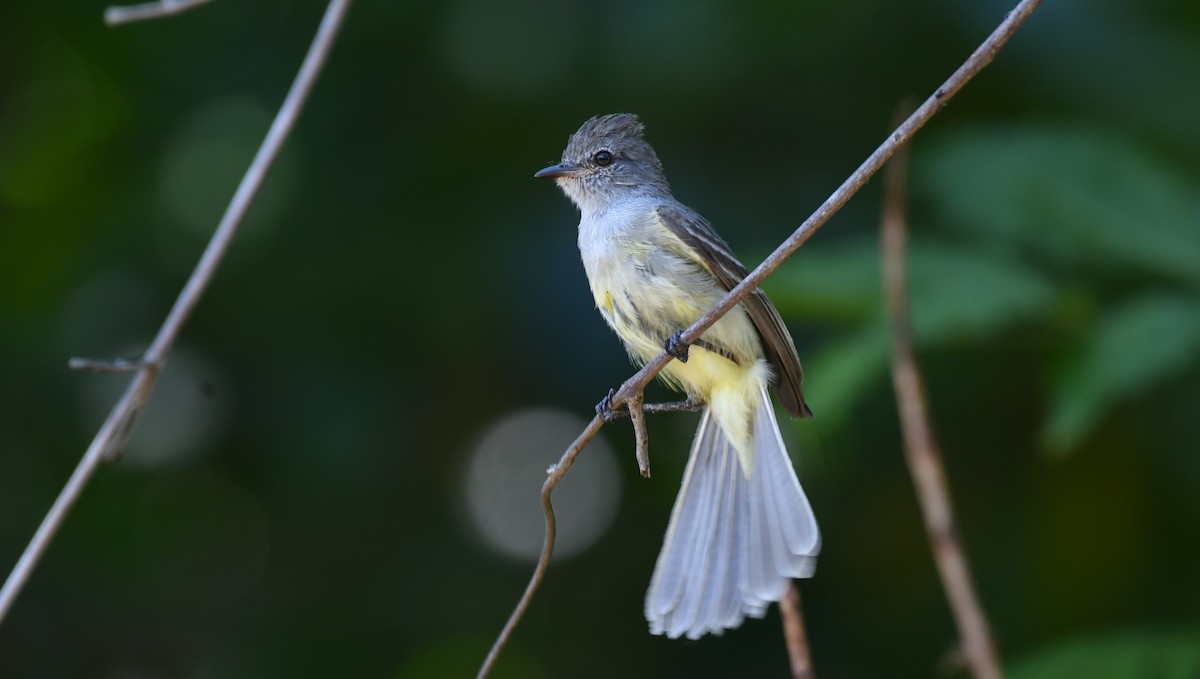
[[2, 1, 1198, 677]]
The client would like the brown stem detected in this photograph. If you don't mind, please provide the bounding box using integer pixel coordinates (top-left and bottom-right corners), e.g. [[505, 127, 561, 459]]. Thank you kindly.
[[780, 583, 816, 679], [627, 391, 652, 478], [880, 107, 1003, 679]]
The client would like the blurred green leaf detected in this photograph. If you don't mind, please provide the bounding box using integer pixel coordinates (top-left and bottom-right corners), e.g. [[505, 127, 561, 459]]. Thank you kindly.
[[1044, 294, 1200, 453], [772, 239, 1056, 339], [918, 126, 1200, 288], [771, 238, 1056, 337], [802, 324, 889, 425], [907, 243, 1058, 342], [0, 42, 125, 206], [767, 239, 883, 323], [776, 241, 1057, 425], [1010, 627, 1200, 679]]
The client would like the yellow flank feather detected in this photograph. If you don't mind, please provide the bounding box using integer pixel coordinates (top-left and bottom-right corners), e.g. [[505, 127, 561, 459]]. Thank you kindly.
[[598, 289, 614, 316], [663, 348, 772, 477]]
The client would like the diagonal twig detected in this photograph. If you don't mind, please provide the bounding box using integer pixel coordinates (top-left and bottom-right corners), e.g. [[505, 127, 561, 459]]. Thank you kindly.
[[0, 0, 354, 626], [478, 1, 1042, 676], [105, 0, 215, 27], [880, 108, 1002, 678]]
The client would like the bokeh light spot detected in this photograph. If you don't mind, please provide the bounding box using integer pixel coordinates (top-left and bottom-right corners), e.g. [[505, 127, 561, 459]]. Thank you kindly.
[[463, 407, 621, 562]]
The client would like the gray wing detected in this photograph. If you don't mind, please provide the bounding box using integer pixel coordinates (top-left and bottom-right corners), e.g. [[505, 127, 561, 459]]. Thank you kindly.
[[654, 203, 812, 418]]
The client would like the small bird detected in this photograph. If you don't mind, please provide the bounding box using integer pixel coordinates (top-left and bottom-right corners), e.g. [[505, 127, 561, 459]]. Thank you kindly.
[[536, 114, 820, 639]]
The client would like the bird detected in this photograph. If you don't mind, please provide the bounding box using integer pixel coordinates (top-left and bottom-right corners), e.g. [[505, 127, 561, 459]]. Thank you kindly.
[[535, 113, 820, 639]]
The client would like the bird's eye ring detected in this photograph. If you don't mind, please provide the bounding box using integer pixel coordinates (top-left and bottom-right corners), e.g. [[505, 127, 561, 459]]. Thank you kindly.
[[592, 150, 614, 167]]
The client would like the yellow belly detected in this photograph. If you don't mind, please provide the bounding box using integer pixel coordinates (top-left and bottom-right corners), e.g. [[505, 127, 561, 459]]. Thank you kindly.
[[662, 345, 746, 401], [594, 281, 770, 473]]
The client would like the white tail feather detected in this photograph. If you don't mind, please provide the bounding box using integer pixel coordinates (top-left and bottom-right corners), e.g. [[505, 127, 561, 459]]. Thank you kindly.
[[644, 385, 819, 639]]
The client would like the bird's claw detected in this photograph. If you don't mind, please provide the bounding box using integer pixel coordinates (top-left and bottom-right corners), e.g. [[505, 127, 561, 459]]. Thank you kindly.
[[596, 388, 627, 422], [665, 331, 690, 363]]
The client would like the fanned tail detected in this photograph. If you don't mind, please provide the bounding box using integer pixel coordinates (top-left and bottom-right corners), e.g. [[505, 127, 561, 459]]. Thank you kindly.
[[644, 384, 820, 640]]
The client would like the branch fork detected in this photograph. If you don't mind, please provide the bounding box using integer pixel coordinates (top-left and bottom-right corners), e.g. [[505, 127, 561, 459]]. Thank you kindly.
[[0, 0, 354, 627]]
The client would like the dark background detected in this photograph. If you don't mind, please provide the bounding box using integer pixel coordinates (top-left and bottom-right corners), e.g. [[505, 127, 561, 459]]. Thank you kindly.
[[2, 1, 1199, 677]]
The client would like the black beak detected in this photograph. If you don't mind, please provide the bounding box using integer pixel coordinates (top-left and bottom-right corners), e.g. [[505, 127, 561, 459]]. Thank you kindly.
[[534, 163, 581, 179]]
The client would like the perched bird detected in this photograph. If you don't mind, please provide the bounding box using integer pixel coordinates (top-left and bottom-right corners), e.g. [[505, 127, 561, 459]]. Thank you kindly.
[[536, 114, 820, 639]]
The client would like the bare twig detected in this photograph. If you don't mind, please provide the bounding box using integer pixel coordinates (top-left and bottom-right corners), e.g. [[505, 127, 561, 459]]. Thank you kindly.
[[478, 1, 1042, 676], [880, 108, 1002, 678], [67, 356, 148, 373], [780, 583, 816, 679], [642, 398, 703, 415], [627, 392, 651, 477], [599, 398, 704, 420], [0, 0, 353, 626], [104, 0, 214, 26]]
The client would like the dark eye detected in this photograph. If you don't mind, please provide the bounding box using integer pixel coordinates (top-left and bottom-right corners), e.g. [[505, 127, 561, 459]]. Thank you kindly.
[[592, 150, 614, 167]]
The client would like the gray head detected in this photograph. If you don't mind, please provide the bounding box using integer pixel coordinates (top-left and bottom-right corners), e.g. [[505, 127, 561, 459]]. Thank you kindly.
[[535, 113, 671, 213]]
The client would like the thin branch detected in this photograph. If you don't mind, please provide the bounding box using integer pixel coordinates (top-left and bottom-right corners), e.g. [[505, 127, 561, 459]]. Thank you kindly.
[[104, 0, 214, 27], [880, 109, 1002, 678], [478, 417, 604, 678], [780, 583, 816, 679], [642, 398, 704, 415], [598, 398, 705, 420], [478, 0, 1042, 675], [627, 392, 652, 478], [67, 356, 149, 373], [0, 0, 354, 626]]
